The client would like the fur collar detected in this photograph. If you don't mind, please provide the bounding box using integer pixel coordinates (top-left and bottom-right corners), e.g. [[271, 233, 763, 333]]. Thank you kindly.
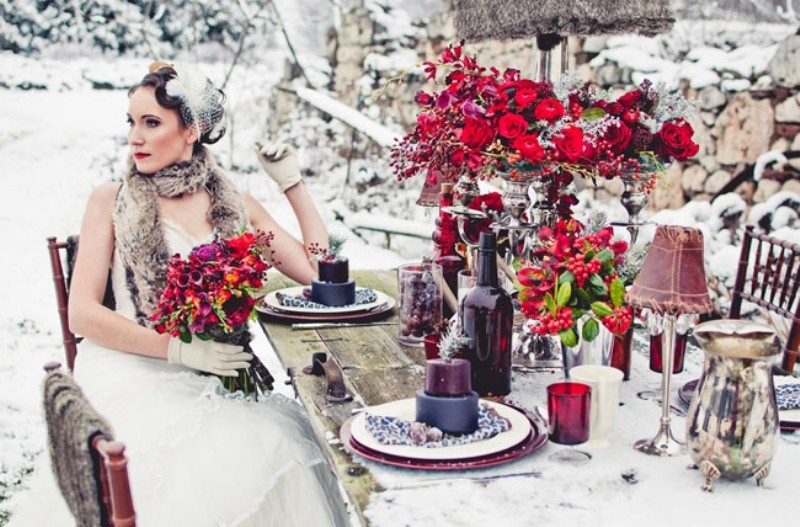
[[113, 147, 248, 326]]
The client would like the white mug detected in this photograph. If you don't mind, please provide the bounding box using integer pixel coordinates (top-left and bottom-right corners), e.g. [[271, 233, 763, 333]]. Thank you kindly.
[[569, 365, 623, 448]]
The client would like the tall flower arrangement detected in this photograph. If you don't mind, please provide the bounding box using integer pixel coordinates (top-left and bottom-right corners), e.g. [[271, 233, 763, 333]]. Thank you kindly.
[[152, 230, 276, 395], [390, 43, 700, 206]]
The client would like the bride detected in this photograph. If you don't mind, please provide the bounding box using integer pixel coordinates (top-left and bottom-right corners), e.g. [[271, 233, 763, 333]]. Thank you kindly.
[[9, 62, 348, 526]]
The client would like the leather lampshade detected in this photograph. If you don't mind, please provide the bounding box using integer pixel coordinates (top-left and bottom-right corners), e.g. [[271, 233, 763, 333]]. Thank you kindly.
[[627, 225, 713, 316]]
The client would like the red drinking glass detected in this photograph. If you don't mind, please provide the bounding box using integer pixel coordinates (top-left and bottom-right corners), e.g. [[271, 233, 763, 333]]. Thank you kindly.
[[649, 332, 687, 373], [547, 382, 592, 445], [610, 326, 634, 381]]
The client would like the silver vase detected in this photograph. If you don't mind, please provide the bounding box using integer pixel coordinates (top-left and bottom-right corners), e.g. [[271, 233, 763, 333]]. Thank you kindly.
[[687, 319, 781, 491], [526, 175, 556, 230], [560, 316, 615, 378], [619, 172, 650, 245], [453, 174, 479, 207]]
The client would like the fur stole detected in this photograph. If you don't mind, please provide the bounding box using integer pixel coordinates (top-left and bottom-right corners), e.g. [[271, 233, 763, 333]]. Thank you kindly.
[[113, 147, 248, 326]]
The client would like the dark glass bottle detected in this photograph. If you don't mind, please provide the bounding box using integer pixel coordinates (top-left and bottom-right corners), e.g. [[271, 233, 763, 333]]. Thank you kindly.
[[459, 232, 513, 396], [432, 182, 465, 318]]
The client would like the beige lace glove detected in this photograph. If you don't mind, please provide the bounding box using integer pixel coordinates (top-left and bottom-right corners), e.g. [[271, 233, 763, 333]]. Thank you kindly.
[[167, 338, 252, 377], [255, 141, 303, 192]]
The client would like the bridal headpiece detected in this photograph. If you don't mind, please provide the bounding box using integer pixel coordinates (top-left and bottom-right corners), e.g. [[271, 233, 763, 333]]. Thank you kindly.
[[149, 61, 225, 141]]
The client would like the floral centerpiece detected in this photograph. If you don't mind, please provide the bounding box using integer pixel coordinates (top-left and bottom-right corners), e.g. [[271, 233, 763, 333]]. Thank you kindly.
[[152, 230, 276, 395], [389, 42, 700, 217], [516, 219, 633, 346]]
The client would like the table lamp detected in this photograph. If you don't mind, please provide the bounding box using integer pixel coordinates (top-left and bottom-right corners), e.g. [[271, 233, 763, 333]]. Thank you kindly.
[[627, 225, 713, 456]]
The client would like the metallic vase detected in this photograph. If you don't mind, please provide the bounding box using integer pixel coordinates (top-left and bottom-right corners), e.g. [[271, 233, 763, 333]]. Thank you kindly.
[[687, 319, 781, 491]]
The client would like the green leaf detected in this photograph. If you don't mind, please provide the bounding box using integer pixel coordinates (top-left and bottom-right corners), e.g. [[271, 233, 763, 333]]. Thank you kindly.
[[610, 278, 626, 308], [596, 248, 614, 265], [559, 270, 576, 285], [591, 301, 614, 317], [555, 281, 572, 308], [575, 288, 591, 307], [589, 282, 608, 297], [589, 274, 605, 288], [543, 293, 556, 315], [581, 107, 606, 121], [582, 317, 600, 342], [560, 327, 578, 347]]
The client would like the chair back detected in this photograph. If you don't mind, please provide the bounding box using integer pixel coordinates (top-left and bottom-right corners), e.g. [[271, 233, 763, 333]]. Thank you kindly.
[[47, 236, 115, 371], [729, 225, 800, 372], [43, 362, 136, 527]]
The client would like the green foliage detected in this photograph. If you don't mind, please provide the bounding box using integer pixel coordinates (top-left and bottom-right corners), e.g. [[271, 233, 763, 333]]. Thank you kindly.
[[328, 232, 348, 259]]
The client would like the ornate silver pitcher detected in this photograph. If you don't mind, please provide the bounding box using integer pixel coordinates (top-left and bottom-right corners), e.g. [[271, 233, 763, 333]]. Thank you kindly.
[[687, 319, 781, 491]]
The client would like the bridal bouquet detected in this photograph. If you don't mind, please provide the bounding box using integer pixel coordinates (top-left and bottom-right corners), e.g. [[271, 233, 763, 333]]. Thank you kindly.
[[152, 230, 276, 395], [516, 219, 633, 346]]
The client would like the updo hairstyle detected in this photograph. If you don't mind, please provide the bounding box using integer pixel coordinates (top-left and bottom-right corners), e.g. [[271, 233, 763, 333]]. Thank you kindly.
[[129, 63, 227, 150]]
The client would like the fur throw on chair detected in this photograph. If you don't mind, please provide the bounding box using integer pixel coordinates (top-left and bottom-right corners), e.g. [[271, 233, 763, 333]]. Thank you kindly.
[[452, 0, 674, 41], [44, 370, 114, 527]]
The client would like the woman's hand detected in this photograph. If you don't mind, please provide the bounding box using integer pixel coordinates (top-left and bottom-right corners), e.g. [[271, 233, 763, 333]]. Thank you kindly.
[[255, 141, 303, 192], [167, 338, 253, 377]]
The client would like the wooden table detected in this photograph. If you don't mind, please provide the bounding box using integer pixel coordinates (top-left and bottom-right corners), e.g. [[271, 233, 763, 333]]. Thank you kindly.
[[257, 269, 422, 526], [259, 269, 800, 527]]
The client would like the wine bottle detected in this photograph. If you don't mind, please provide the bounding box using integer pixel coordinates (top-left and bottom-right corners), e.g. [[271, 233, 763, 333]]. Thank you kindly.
[[459, 231, 513, 396], [432, 182, 465, 318]]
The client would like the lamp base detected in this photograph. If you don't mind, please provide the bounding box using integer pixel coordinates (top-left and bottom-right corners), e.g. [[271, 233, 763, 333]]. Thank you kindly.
[[634, 420, 685, 457]]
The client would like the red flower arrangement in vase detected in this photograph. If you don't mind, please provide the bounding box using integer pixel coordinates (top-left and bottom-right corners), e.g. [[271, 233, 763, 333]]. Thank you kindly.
[[516, 219, 633, 346], [152, 230, 276, 395], [390, 42, 700, 217]]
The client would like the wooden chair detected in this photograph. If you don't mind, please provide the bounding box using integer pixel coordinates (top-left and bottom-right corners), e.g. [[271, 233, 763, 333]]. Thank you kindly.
[[43, 362, 136, 527], [47, 236, 114, 371], [729, 225, 800, 372]]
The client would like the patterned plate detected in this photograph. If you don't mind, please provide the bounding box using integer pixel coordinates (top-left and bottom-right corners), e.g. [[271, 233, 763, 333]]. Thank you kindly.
[[349, 398, 531, 461], [260, 287, 391, 315], [341, 407, 548, 471]]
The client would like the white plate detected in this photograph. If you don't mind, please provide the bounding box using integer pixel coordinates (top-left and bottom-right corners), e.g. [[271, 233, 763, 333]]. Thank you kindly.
[[350, 398, 532, 461], [774, 376, 800, 426], [261, 287, 390, 315]]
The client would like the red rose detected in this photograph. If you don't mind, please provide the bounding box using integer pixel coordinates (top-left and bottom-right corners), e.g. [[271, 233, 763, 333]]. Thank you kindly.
[[512, 133, 545, 162], [655, 121, 699, 161], [460, 117, 493, 150], [514, 89, 538, 108], [604, 122, 632, 154], [605, 102, 624, 116], [497, 113, 528, 140], [622, 108, 640, 125], [553, 127, 584, 163], [534, 98, 566, 122], [617, 89, 642, 109]]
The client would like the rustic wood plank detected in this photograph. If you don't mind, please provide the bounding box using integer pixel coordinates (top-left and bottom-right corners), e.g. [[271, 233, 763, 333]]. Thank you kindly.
[[256, 269, 424, 527]]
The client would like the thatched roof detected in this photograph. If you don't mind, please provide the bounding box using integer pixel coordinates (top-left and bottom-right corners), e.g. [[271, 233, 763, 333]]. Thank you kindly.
[[452, 0, 675, 42]]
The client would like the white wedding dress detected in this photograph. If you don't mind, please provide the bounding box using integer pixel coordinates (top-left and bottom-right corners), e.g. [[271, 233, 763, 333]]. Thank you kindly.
[[9, 221, 349, 527]]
